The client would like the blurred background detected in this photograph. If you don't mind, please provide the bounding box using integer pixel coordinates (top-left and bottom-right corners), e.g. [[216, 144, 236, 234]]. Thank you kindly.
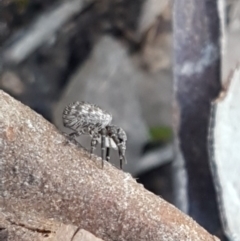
[[0, 0, 174, 199], [1, 0, 240, 240]]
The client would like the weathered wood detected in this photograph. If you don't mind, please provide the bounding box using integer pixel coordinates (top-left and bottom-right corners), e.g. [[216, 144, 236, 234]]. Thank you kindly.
[[0, 90, 219, 240]]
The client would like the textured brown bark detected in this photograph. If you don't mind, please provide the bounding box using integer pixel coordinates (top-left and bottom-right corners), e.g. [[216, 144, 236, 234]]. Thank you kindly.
[[0, 209, 103, 241], [173, 0, 224, 238], [0, 90, 219, 241]]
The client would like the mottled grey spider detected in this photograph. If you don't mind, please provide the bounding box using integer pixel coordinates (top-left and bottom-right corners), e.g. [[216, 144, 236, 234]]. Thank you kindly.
[[62, 101, 127, 169]]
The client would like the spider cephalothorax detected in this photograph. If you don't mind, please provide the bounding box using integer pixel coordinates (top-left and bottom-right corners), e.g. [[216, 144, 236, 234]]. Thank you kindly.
[[62, 101, 127, 168]]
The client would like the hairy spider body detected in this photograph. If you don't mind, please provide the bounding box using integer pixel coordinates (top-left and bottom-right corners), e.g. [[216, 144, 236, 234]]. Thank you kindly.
[[62, 101, 127, 168], [63, 101, 112, 134]]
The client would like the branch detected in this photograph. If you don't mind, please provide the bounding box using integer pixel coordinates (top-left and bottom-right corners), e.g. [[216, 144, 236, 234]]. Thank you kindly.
[[0, 209, 103, 241], [0, 90, 219, 241]]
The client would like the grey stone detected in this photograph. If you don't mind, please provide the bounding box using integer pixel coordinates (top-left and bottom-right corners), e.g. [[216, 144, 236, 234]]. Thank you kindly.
[[137, 69, 173, 127], [209, 67, 240, 241]]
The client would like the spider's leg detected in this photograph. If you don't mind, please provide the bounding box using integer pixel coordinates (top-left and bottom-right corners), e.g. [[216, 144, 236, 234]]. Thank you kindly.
[[111, 135, 125, 169], [100, 128, 107, 168], [106, 136, 116, 162], [118, 147, 126, 169], [90, 133, 99, 157], [106, 147, 110, 162], [88, 127, 96, 156], [63, 131, 82, 145], [106, 125, 127, 169], [68, 131, 81, 138], [119, 149, 123, 169], [63, 131, 79, 139]]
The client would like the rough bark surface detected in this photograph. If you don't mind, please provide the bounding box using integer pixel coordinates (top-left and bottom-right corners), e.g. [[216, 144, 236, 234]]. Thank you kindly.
[[0, 90, 219, 241]]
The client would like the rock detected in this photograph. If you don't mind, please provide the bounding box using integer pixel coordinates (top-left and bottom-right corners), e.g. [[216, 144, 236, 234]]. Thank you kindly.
[[0, 71, 25, 95], [137, 70, 173, 127], [209, 67, 240, 241]]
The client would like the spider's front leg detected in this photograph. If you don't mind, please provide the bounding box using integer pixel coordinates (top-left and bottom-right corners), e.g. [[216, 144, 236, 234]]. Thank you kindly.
[[106, 147, 110, 162], [100, 128, 107, 168], [106, 125, 127, 169], [68, 131, 81, 139], [62, 131, 82, 146], [116, 142, 126, 169], [90, 132, 99, 156]]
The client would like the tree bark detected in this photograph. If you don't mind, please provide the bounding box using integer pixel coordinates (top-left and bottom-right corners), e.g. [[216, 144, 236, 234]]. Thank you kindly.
[[0, 90, 219, 241]]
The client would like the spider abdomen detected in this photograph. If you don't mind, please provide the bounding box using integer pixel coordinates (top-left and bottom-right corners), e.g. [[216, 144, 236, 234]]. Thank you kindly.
[[62, 101, 112, 134]]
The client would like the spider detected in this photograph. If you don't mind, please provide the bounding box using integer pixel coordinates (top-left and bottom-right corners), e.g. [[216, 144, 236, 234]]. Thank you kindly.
[[62, 101, 127, 169]]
